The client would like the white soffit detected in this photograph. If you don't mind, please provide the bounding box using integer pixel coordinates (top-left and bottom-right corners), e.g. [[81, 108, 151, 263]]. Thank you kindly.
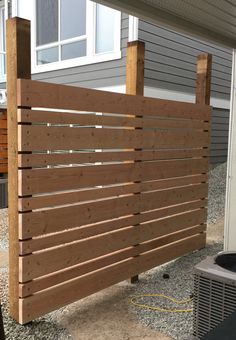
[[94, 0, 236, 48]]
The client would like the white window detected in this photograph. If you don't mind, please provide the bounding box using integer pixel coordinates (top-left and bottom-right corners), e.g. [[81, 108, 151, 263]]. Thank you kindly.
[[0, 5, 6, 81], [33, 0, 121, 73]]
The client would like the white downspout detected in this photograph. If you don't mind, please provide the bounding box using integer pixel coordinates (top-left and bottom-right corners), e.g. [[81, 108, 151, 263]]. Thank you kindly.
[[11, 0, 18, 17], [4, 0, 8, 19], [128, 15, 139, 42], [224, 49, 236, 250]]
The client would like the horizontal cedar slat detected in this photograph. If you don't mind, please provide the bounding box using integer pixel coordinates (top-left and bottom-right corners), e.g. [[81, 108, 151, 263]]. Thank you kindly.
[[19, 183, 208, 238], [18, 109, 210, 130], [0, 166, 7, 173], [19, 209, 206, 281], [19, 224, 206, 297], [18, 149, 209, 167], [18, 158, 208, 195], [19, 200, 207, 254], [0, 159, 7, 165], [0, 135, 7, 143], [18, 174, 208, 211], [19, 233, 205, 324], [18, 125, 210, 151], [0, 114, 7, 119], [17, 79, 211, 120], [0, 120, 7, 128]]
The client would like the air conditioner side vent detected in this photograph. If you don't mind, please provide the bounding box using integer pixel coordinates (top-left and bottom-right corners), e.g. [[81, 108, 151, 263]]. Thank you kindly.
[[193, 256, 236, 339]]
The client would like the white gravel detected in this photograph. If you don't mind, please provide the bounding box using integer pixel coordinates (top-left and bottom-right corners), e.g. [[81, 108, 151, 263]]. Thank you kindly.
[[130, 243, 223, 340], [0, 208, 8, 250], [207, 162, 227, 224]]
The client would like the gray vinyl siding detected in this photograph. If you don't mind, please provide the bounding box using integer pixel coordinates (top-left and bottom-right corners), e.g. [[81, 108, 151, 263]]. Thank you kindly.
[[211, 108, 229, 165], [139, 20, 232, 100], [139, 20, 231, 164], [32, 13, 128, 88]]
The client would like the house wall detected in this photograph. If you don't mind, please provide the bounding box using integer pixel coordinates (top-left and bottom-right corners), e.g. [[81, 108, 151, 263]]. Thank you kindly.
[[32, 13, 128, 88], [0, 8, 231, 165], [211, 108, 229, 164], [139, 20, 232, 165]]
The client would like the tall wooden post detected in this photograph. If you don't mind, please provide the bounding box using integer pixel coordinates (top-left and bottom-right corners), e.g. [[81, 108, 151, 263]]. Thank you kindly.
[[126, 41, 145, 283], [126, 41, 145, 96], [7, 17, 31, 322], [196, 53, 212, 105], [195, 53, 212, 247]]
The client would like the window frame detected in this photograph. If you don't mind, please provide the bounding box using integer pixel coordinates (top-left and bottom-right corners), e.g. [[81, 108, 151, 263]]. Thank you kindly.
[[0, 3, 6, 82], [32, 0, 121, 74]]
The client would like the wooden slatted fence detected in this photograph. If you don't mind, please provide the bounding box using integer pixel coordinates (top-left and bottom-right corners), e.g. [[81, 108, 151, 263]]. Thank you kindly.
[[7, 18, 212, 325], [0, 110, 7, 173], [16, 79, 211, 323]]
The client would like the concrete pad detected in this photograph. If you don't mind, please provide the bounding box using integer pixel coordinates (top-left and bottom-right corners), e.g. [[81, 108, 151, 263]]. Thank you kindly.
[[59, 283, 172, 340], [0, 249, 8, 268], [207, 218, 224, 244]]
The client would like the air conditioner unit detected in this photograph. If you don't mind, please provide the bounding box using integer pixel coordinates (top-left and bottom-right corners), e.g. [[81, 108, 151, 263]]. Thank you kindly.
[[0, 89, 7, 105], [193, 252, 236, 339], [0, 178, 8, 208]]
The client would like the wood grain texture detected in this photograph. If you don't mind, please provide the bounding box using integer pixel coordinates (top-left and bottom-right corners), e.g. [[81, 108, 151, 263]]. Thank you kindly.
[[17, 78, 211, 120], [19, 183, 208, 239], [0, 110, 7, 173], [18, 125, 209, 151], [195, 53, 212, 249], [15, 44, 211, 324], [18, 158, 209, 195], [196, 53, 212, 106], [18, 109, 210, 130], [126, 40, 145, 96], [19, 233, 206, 324], [18, 148, 209, 167], [18, 174, 208, 211], [19, 208, 207, 281], [19, 224, 206, 297], [7, 17, 31, 322], [19, 200, 207, 255]]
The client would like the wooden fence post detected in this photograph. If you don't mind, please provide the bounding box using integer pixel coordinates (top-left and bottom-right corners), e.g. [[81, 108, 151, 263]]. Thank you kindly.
[[196, 53, 212, 105], [195, 53, 212, 247], [126, 41, 145, 96], [6, 17, 31, 322], [126, 41, 145, 283], [0, 110, 7, 173]]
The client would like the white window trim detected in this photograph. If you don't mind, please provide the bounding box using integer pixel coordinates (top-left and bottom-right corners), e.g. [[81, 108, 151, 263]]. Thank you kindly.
[[128, 16, 139, 42], [0, 2, 6, 82], [32, 0, 121, 74]]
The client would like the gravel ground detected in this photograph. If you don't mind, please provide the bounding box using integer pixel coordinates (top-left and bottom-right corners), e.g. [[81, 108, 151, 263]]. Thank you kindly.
[[130, 242, 223, 340], [207, 162, 227, 224], [0, 267, 72, 340], [0, 208, 8, 250]]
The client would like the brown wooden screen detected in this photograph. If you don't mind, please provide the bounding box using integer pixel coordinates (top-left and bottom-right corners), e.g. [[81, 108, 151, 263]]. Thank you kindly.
[[0, 110, 7, 173], [15, 77, 211, 324]]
